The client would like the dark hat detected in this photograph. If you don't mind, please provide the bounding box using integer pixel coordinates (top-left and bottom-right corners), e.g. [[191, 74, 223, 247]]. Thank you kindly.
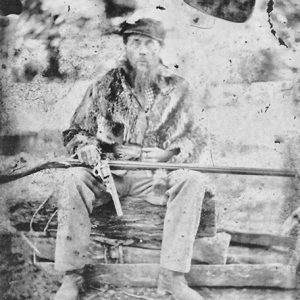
[[120, 18, 166, 44]]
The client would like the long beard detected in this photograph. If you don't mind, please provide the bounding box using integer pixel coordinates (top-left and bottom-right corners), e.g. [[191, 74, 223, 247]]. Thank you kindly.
[[134, 65, 157, 95]]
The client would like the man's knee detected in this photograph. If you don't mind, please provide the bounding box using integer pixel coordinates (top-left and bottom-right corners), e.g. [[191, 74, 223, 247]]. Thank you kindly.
[[184, 170, 216, 196], [57, 167, 93, 208], [67, 167, 91, 183], [168, 169, 210, 192], [181, 170, 207, 185]]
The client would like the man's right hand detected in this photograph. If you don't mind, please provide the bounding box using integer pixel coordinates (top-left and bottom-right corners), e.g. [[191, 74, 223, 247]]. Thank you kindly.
[[76, 145, 101, 166]]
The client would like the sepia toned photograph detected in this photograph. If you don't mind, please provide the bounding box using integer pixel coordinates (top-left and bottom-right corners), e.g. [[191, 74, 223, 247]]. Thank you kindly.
[[0, 0, 300, 299]]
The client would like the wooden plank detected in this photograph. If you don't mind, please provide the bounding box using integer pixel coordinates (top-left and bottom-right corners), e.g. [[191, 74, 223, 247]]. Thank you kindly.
[[227, 246, 288, 264], [30, 232, 230, 265], [220, 229, 292, 248], [192, 232, 230, 265], [30, 234, 290, 266], [27, 230, 292, 266], [111, 233, 231, 265], [87, 263, 296, 289]]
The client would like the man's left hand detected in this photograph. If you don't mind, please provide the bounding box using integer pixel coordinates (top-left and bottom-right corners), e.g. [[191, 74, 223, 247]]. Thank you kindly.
[[113, 144, 142, 160], [141, 147, 174, 162]]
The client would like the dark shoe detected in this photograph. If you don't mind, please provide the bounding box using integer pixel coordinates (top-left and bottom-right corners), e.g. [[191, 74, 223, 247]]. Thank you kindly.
[[54, 270, 84, 300], [157, 268, 204, 300]]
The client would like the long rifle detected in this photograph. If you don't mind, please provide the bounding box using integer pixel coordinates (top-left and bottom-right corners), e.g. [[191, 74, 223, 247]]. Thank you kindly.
[[0, 158, 298, 185], [109, 160, 298, 178]]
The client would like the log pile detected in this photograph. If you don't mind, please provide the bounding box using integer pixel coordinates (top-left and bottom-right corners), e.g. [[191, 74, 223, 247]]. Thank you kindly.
[[90, 191, 216, 248], [7, 185, 299, 289]]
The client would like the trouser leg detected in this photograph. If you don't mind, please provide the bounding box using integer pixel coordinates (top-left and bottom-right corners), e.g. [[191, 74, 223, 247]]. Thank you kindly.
[[54, 167, 125, 272], [160, 170, 207, 273], [54, 167, 207, 273], [125, 170, 208, 273]]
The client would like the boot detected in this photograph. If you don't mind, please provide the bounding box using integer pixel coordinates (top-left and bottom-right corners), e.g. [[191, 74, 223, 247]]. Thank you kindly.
[[54, 270, 85, 300], [157, 268, 204, 300]]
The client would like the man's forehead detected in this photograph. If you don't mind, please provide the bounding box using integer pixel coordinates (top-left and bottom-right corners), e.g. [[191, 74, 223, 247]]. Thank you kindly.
[[127, 34, 157, 43]]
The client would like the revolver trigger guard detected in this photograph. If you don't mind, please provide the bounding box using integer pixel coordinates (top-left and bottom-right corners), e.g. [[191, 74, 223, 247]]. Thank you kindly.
[[92, 164, 102, 179]]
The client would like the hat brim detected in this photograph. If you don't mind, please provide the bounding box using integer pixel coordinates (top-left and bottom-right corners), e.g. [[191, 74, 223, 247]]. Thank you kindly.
[[122, 30, 164, 43]]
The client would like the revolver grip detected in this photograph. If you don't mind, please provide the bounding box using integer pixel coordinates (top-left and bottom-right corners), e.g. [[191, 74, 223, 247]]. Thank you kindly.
[[93, 161, 123, 217]]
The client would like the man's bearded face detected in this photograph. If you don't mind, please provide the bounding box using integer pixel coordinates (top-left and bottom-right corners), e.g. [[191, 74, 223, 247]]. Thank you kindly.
[[125, 34, 162, 78]]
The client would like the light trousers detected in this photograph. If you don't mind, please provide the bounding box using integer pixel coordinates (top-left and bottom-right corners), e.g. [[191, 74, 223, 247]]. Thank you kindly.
[[55, 167, 207, 273]]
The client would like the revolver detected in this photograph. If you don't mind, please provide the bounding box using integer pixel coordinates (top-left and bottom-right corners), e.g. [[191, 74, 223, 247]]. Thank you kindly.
[[92, 159, 123, 217]]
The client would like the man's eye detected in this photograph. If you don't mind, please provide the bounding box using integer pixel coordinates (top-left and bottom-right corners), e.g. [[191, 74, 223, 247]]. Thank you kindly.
[[146, 40, 154, 46]]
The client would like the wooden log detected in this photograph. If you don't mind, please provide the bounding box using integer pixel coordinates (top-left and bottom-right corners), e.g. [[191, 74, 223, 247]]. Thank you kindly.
[[220, 229, 292, 248], [29, 232, 230, 265], [227, 246, 289, 264], [110, 232, 231, 265], [86, 263, 297, 289], [192, 232, 230, 264], [37, 262, 297, 289], [0, 234, 12, 296], [115, 238, 289, 266], [27, 232, 291, 267], [91, 191, 215, 248]]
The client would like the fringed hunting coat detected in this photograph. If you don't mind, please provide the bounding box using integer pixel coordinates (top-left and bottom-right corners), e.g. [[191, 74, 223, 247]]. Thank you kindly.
[[63, 60, 204, 163]]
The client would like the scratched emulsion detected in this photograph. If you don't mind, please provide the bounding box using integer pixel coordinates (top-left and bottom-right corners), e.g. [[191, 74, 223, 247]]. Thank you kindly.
[[0, 0, 22, 16], [103, 0, 136, 18], [266, 0, 288, 48], [184, 0, 255, 23]]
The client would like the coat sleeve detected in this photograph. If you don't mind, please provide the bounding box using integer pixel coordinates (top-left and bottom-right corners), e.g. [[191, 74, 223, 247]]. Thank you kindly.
[[62, 83, 102, 155], [163, 81, 208, 164]]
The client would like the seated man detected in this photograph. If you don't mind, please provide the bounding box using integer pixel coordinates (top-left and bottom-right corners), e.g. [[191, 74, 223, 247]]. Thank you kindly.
[[55, 18, 211, 300]]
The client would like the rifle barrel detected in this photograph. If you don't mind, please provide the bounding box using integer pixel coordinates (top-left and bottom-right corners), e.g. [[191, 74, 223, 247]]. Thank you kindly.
[[108, 160, 297, 178]]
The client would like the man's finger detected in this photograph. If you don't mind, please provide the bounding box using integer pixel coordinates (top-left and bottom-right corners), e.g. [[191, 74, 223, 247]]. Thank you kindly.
[[143, 158, 157, 162], [115, 149, 124, 155], [90, 150, 100, 166], [114, 145, 125, 151], [79, 150, 88, 164], [86, 149, 94, 166], [142, 147, 152, 152], [114, 146, 125, 154]]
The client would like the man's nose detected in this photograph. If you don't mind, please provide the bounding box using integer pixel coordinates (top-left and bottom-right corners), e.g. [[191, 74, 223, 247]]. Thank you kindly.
[[138, 44, 148, 56]]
